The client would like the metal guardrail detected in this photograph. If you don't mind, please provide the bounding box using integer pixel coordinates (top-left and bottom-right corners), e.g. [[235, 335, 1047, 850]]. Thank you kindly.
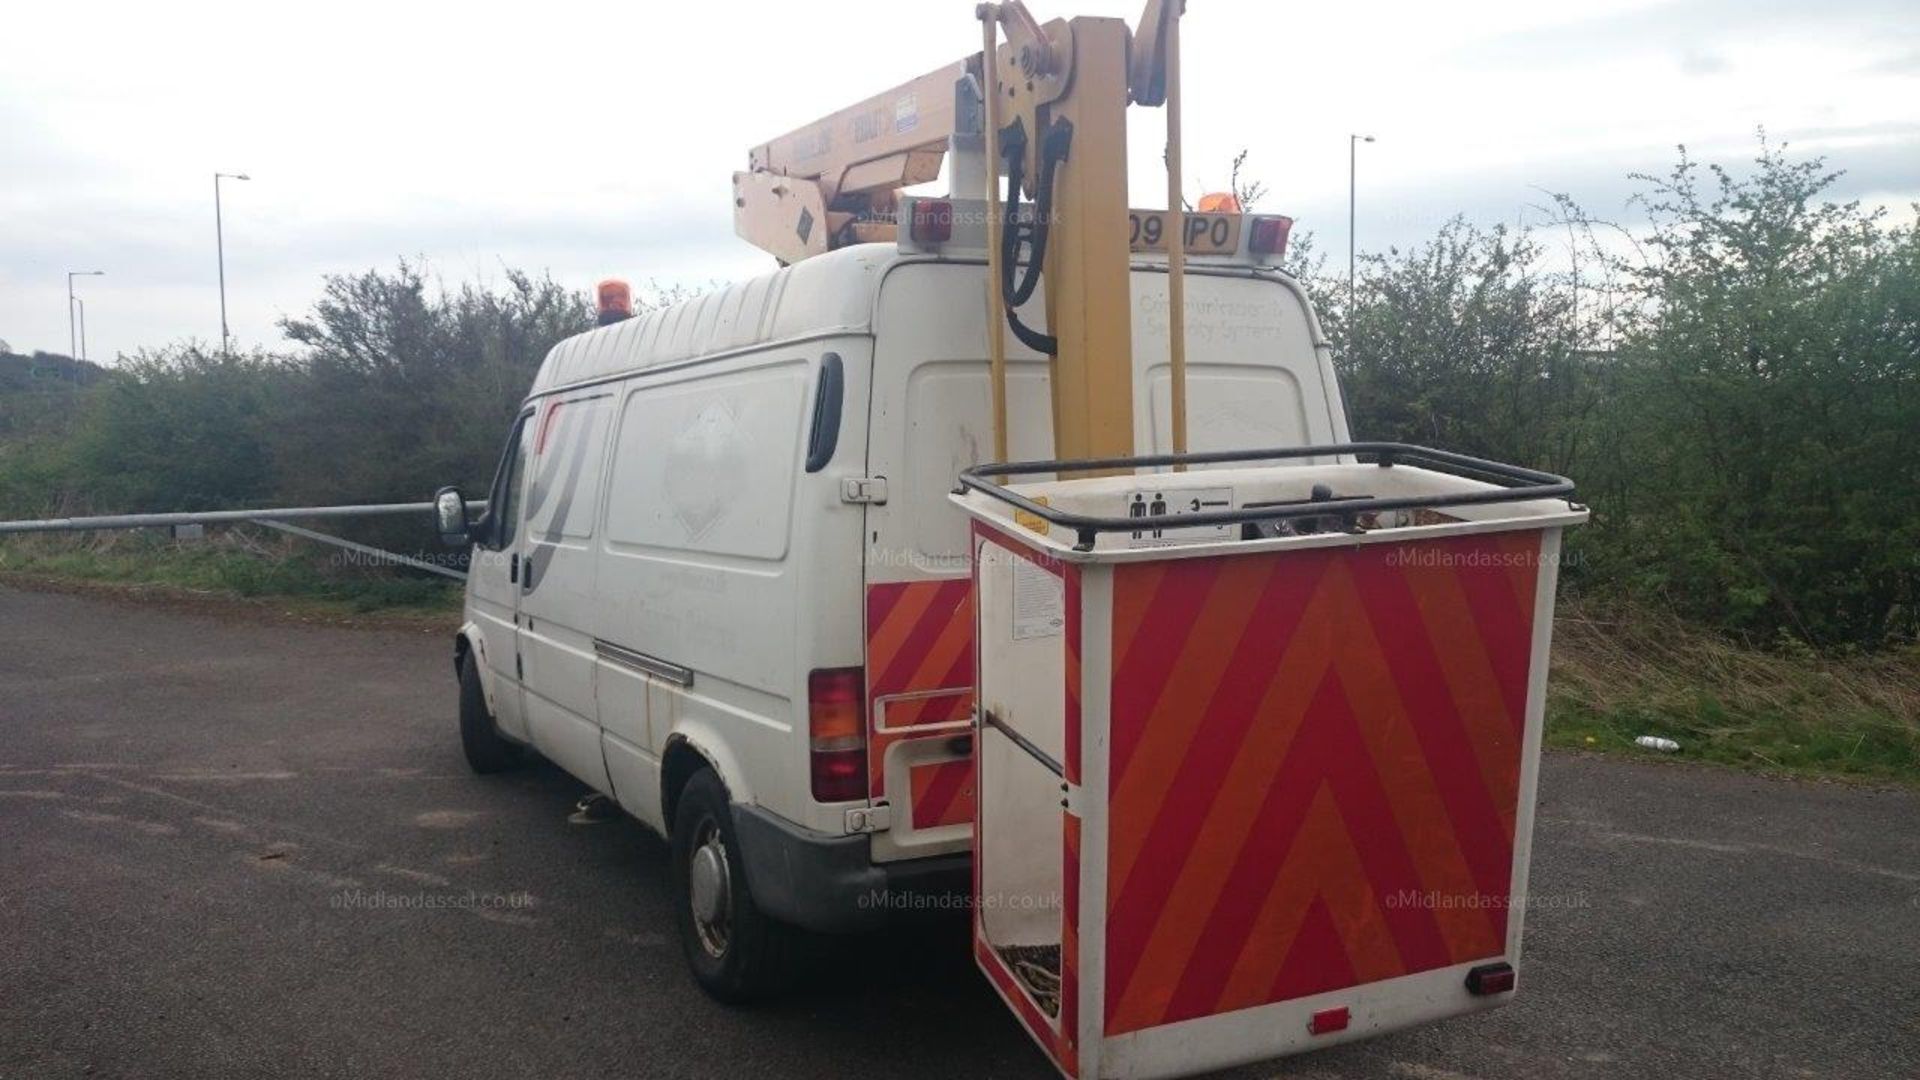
[[0, 501, 487, 582], [0, 501, 484, 534]]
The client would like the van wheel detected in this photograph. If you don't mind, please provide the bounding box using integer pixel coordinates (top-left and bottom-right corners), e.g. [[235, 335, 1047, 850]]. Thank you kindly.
[[459, 653, 524, 774], [670, 768, 802, 1003]]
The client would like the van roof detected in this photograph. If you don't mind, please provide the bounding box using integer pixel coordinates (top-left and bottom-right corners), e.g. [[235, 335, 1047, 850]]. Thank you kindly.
[[529, 242, 1299, 398], [530, 245, 900, 396]]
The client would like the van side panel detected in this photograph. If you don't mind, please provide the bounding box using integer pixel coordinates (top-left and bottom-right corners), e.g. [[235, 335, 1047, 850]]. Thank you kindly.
[[591, 340, 872, 836]]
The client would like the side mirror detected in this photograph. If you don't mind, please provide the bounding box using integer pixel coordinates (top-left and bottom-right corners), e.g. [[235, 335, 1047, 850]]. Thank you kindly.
[[434, 486, 473, 547]]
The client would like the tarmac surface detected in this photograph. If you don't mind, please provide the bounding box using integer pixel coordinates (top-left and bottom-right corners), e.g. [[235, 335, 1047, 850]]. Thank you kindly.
[[2, 582, 1916, 1079]]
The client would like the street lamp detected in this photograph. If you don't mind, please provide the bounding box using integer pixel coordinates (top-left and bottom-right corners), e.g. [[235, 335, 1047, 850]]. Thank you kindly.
[[67, 269, 104, 364], [1348, 133, 1375, 315], [214, 171, 251, 356]]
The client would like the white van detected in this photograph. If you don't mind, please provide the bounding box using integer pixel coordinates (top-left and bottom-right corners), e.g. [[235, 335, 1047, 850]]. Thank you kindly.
[[434, 232, 1349, 1001]]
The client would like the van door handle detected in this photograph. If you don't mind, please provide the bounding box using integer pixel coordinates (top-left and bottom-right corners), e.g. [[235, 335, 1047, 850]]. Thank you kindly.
[[521, 555, 534, 591], [510, 553, 520, 584]]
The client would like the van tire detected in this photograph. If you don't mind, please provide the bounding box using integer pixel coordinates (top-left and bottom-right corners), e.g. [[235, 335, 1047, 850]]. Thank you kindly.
[[459, 653, 524, 774], [670, 768, 802, 1003]]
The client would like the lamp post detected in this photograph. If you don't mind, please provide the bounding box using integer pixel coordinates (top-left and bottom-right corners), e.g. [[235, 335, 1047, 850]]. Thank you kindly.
[[67, 269, 104, 364], [214, 171, 250, 356], [1348, 133, 1375, 315], [77, 298, 88, 361]]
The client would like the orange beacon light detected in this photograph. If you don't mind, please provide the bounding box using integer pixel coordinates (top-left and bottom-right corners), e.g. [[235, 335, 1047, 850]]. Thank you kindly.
[[596, 278, 633, 325]]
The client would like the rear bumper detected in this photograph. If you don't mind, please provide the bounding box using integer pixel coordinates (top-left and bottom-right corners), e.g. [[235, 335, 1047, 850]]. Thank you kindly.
[[730, 803, 970, 934]]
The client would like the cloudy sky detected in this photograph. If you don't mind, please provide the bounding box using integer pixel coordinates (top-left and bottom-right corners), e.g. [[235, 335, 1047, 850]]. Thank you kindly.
[[3, 0, 1915, 362]]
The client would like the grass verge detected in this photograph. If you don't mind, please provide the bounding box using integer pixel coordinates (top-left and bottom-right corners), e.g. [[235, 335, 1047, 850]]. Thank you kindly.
[[0, 529, 461, 621], [1548, 601, 1919, 786]]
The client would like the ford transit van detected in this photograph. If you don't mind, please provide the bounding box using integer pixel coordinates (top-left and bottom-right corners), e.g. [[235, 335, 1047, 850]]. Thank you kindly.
[[433, 234, 1347, 1000]]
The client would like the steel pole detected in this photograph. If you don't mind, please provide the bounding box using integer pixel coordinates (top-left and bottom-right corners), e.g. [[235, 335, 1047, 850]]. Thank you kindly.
[[1348, 135, 1357, 314], [215, 173, 229, 356], [979, 4, 1009, 469], [1347, 134, 1374, 319], [1166, 3, 1189, 467], [77, 297, 87, 361], [65, 270, 102, 376]]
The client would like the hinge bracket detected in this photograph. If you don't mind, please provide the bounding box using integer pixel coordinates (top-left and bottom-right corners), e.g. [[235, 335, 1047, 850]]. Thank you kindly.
[[840, 476, 889, 505], [844, 803, 892, 833]]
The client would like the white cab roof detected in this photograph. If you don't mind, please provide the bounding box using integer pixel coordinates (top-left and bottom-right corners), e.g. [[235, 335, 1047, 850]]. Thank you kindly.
[[529, 245, 899, 395], [528, 243, 1308, 398]]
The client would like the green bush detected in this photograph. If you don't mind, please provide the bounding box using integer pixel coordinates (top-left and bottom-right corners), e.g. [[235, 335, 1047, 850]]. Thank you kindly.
[[3, 144, 1915, 654], [1315, 138, 1920, 651]]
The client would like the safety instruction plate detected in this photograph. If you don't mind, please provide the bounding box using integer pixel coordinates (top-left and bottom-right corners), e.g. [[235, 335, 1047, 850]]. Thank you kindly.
[[1124, 486, 1237, 547], [1011, 557, 1065, 640]]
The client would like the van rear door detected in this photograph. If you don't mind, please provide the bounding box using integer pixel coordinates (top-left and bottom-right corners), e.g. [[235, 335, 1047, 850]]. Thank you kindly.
[[864, 264, 1060, 863], [1128, 266, 1348, 452], [865, 261, 1345, 863]]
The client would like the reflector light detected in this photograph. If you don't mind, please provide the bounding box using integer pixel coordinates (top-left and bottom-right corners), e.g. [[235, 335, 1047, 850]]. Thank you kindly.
[[1308, 1007, 1349, 1035], [809, 667, 867, 803], [910, 199, 954, 245], [1249, 215, 1294, 259], [596, 278, 633, 325], [1465, 961, 1516, 996]]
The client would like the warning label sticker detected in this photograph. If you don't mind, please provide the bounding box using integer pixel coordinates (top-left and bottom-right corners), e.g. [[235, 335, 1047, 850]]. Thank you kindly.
[[1011, 558, 1064, 640], [1124, 486, 1237, 548]]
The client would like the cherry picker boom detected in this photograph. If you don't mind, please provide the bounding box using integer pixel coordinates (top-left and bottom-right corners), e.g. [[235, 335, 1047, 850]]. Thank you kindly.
[[735, 0, 1201, 466]]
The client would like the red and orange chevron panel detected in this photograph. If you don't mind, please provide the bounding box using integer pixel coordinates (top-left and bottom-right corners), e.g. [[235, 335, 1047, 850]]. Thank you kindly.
[[908, 758, 977, 829], [1101, 530, 1542, 1036], [865, 579, 976, 796]]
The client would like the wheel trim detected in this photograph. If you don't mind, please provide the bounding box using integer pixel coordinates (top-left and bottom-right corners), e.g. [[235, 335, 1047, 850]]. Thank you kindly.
[[688, 817, 732, 958]]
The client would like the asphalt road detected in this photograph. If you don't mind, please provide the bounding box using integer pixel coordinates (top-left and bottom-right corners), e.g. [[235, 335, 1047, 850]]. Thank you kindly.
[[2, 583, 1916, 1080]]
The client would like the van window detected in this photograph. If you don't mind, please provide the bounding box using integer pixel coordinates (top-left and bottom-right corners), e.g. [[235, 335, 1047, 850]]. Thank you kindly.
[[604, 360, 808, 561], [525, 393, 612, 543], [1144, 366, 1310, 452], [487, 411, 532, 550], [804, 352, 845, 473]]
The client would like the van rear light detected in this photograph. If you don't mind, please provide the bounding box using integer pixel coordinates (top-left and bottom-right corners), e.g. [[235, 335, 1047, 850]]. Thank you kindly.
[[809, 667, 867, 803], [1249, 215, 1293, 259], [910, 199, 954, 245], [1465, 961, 1516, 996], [1308, 1006, 1349, 1035]]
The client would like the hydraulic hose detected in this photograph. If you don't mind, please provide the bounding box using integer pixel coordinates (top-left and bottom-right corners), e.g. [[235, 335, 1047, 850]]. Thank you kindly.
[[997, 117, 1074, 356]]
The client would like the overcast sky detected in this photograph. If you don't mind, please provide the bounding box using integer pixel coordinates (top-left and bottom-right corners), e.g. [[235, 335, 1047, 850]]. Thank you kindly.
[[3, 0, 1916, 362]]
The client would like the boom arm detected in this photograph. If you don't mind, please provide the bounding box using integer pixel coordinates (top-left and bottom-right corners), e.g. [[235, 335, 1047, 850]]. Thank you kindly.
[[732, 0, 1177, 264], [733, 61, 972, 264], [733, 1, 1186, 467]]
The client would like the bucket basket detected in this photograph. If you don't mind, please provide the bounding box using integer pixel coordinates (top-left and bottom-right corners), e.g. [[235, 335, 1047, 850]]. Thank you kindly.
[[951, 443, 1586, 1079]]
